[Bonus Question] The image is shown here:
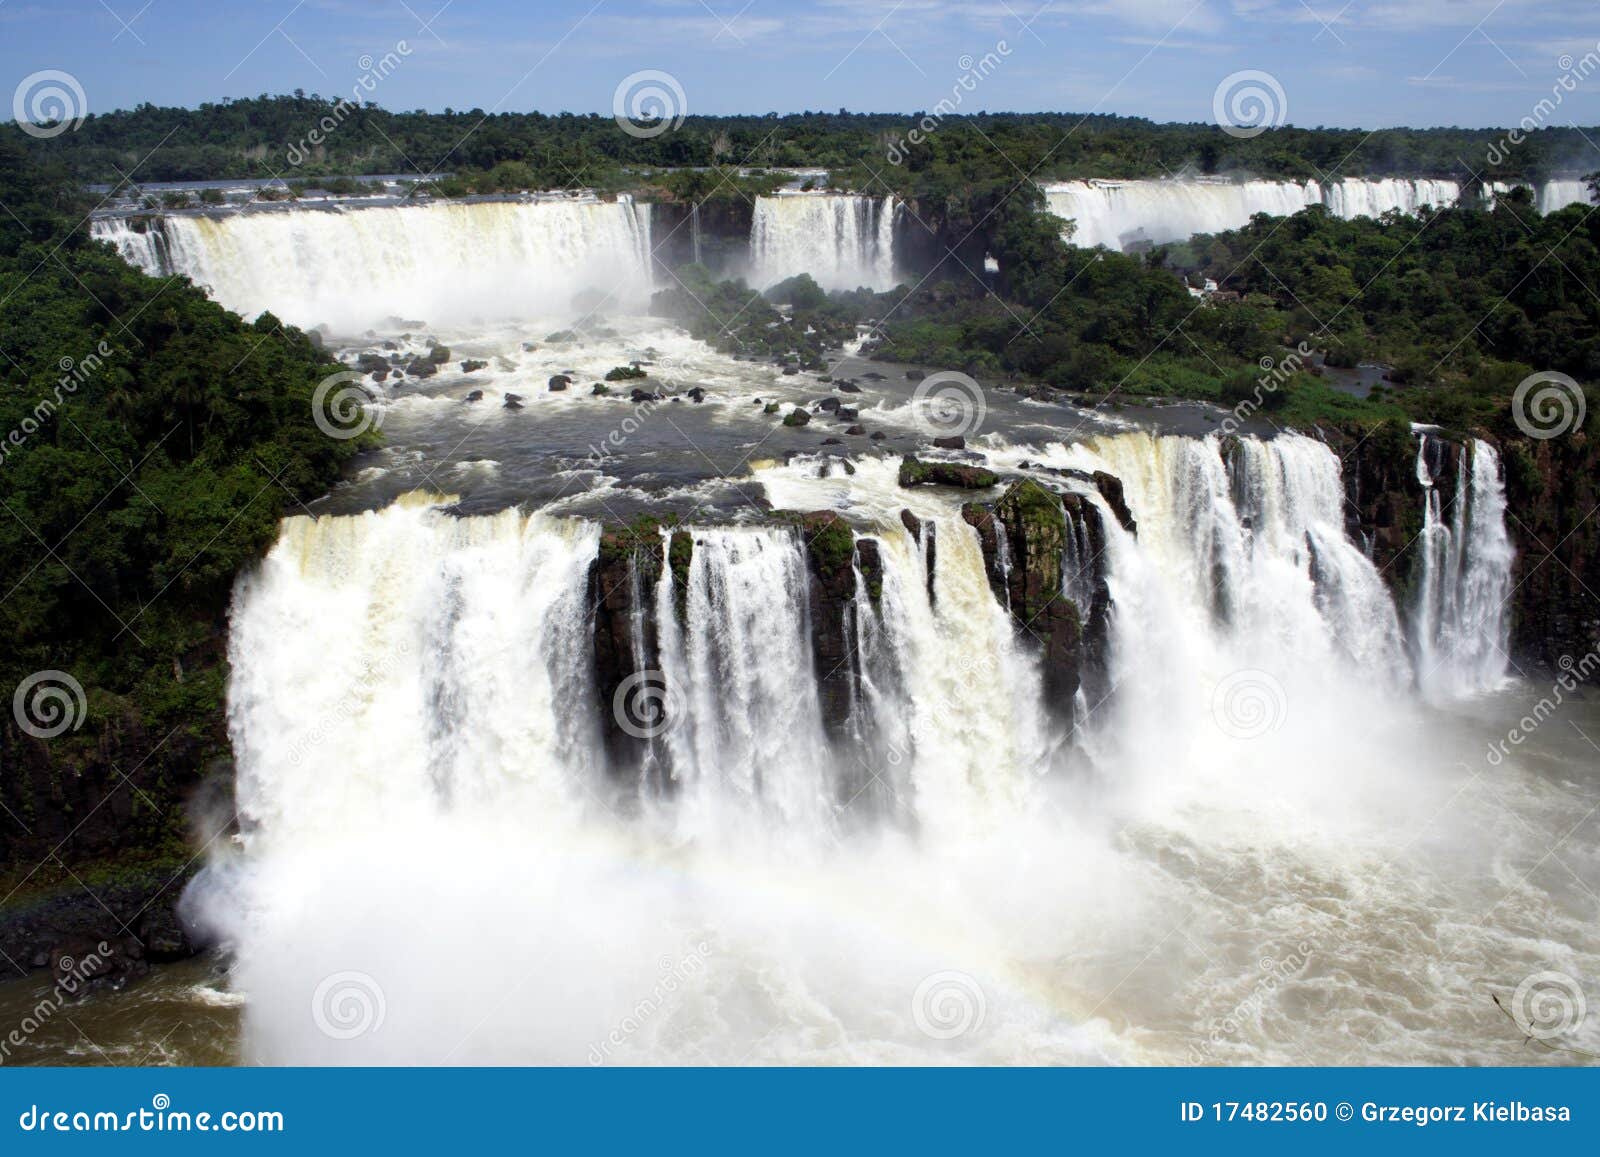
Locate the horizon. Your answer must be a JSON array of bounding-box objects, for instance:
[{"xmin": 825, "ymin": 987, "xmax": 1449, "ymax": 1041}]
[{"xmin": 4, "ymin": 0, "xmax": 1600, "ymax": 137}]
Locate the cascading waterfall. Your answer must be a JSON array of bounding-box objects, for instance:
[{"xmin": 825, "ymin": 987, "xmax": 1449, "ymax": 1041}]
[
  {"xmin": 89, "ymin": 216, "xmax": 169, "ymax": 273},
  {"xmin": 1410, "ymin": 434, "xmax": 1514, "ymax": 698},
  {"xmin": 90, "ymin": 196, "xmax": 655, "ymax": 331},
  {"xmin": 1042, "ymin": 177, "xmax": 1463, "ymax": 250},
  {"xmin": 207, "ymin": 428, "xmax": 1524, "ymax": 1064},
  {"xmin": 749, "ymin": 193, "xmax": 899, "ymax": 292}
]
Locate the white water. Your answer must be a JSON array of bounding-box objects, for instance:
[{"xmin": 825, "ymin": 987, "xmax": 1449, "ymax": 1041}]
[
  {"xmin": 1042, "ymin": 177, "xmax": 1465, "ymax": 249},
  {"xmin": 1411, "ymin": 435, "xmax": 1515, "ymax": 700},
  {"xmin": 91, "ymin": 197, "xmax": 655, "ymax": 332},
  {"xmin": 1536, "ymin": 178, "xmax": 1591, "ymax": 214},
  {"xmin": 749, "ymin": 193, "xmax": 899, "ymax": 292},
  {"xmin": 195, "ymin": 427, "xmax": 1579, "ymax": 1067}
]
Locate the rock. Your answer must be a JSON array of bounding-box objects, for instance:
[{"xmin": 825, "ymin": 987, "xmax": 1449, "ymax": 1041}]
[
  {"xmin": 992, "ymin": 480, "xmax": 1082, "ymax": 707},
  {"xmin": 899, "ymin": 510, "xmax": 937, "ymax": 604},
  {"xmin": 48, "ymin": 934, "xmax": 147, "ymax": 993},
  {"xmin": 898, "ymin": 455, "xmax": 999, "ymax": 489},
  {"xmin": 846, "ymin": 425, "xmax": 865, "ymax": 436},
  {"xmin": 837, "ymin": 381, "xmax": 862, "ymax": 393},
  {"xmin": 427, "ymin": 343, "xmax": 451, "ymax": 364},
  {"xmin": 783, "ymin": 408, "xmax": 811, "ymax": 427},
  {"xmin": 1092, "ymin": 470, "xmax": 1137, "ymax": 534},
  {"xmin": 464, "ymin": 390, "xmax": 484, "ymax": 403},
  {"xmin": 933, "ymin": 435, "xmax": 966, "ymax": 450},
  {"xmin": 816, "ymin": 397, "xmax": 840, "ymax": 412},
  {"xmin": 862, "ymin": 371, "xmax": 887, "ymax": 381},
  {"xmin": 821, "ymin": 438, "xmax": 842, "ymax": 445},
  {"xmin": 630, "ymin": 388, "xmax": 658, "ymax": 404},
  {"xmin": 591, "ymin": 383, "xmax": 611, "ymax": 396},
  {"xmin": 503, "ymin": 393, "xmax": 524, "ymax": 409},
  {"xmin": 687, "ymin": 387, "xmax": 706, "ymax": 403},
  {"xmin": 372, "ymin": 368, "xmax": 389, "ymax": 382},
  {"xmin": 764, "ymin": 402, "xmax": 781, "ymax": 414},
  {"xmin": 404, "ymin": 357, "xmax": 438, "ymax": 378},
  {"xmin": 870, "ymin": 431, "xmax": 887, "ymax": 442},
  {"xmin": 605, "ymin": 365, "xmax": 648, "ymax": 382},
  {"xmin": 355, "ymin": 352, "xmax": 389, "ymax": 375},
  {"xmin": 798, "ymin": 512, "xmax": 864, "ymax": 741},
  {"xmin": 835, "ymin": 406, "xmax": 858, "ymax": 421},
  {"xmin": 460, "ymin": 359, "xmax": 488, "ymax": 374},
  {"xmin": 549, "ymin": 374, "xmax": 573, "ymax": 391},
  {"xmin": 782, "ymin": 366, "xmax": 799, "ymax": 376},
  {"xmin": 906, "ymin": 369, "xmax": 925, "ymax": 381}
]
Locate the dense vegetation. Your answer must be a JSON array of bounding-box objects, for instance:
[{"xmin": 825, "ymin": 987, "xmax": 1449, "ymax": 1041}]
[
  {"xmin": 0, "ymin": 136, "xmax": 364, "ymax": 868},
  {"xmin": 12, "ymin": 94, "xmax": 1597, "ymax": 190}
]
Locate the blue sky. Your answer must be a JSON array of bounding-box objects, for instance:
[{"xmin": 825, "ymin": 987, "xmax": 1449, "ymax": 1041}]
[{"xmin": 3, "ymin": 0, "xmax": 1599, "ymax": 130}]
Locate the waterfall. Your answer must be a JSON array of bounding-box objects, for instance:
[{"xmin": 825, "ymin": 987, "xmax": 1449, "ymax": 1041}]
[
  {"xmin": 90, "ymin": 216, "xmax": 169, "ymax": 272},
  {"xmin": 226, "ymin": 500, "xmax": 605, "ymax": 840},
  {"xmin": 1410, "ymin": 435, "xmax": 1514, "ymax": 698},
  {"xmin": 1536, "ymin": 178, "xmax": 1590, "ymax": 213},
  {"xmin": 90, "ymin": 196, "xmax": 656, "ymax": 331},
  {"xmin": 749, "ymin": 193, "xmax": 899, "ymax": 292},
  {"xmin": 1042, "ymin": 177, "xmax": 1464, "ymax": 250},
  {"xmin": 210, "ymin": 430, "xmax": 1525, "ymax": 1063}
]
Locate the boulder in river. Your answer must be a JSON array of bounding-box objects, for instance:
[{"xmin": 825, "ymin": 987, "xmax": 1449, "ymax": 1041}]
[{"xmin": 897, "ymin": 455, "xmax": 998, "ymax": 490}]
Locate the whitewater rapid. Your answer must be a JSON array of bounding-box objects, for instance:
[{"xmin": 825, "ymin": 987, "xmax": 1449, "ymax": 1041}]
[{"xmin": 188, "ymin": 425, "xmax": 1591, "ymax": 1067}]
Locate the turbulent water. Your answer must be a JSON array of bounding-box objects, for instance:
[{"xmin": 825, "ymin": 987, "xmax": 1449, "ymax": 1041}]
[
  {"xmin": 1041, "ymin": 177, "xmax": 1588, "ymax": 250},
  {"xmin": 748, "ymin": 193, "xmax": 899, "ymax": 292},
  {"xmin": 59, "ymin": 195, "xmax": 1597, "ymax": 1068}
]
